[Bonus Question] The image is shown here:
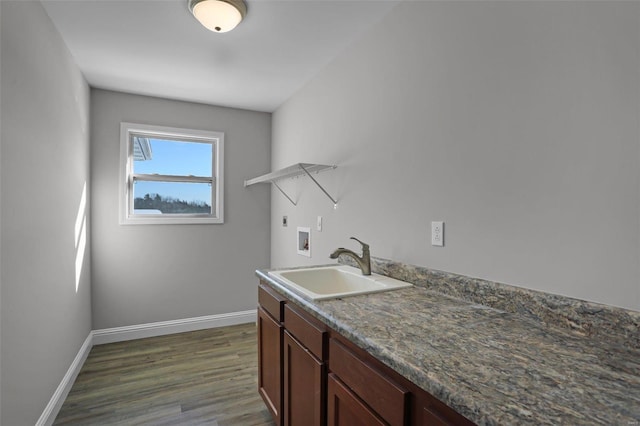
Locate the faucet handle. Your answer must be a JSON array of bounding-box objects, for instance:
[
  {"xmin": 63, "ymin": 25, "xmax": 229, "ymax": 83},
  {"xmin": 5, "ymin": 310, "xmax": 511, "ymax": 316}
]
[{"xmin": 350, "ymin": 237, "xmax": 369, "ymax": 250}]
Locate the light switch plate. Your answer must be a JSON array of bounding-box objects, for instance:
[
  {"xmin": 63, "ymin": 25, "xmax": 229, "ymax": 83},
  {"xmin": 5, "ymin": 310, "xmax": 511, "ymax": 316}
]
[
  {"xmin": 317, "ymin": 216, "xmax": 323, "ymax": 232},
  {"xmin": 431, "ymin": 221, "xmax": 444, "ymax": 246}
]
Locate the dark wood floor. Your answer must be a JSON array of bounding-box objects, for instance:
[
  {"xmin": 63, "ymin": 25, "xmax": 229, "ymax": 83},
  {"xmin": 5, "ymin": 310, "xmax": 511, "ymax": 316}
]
[{"xmin": 54, "ymin": 323, "xmax": 275, "ymax": 425}]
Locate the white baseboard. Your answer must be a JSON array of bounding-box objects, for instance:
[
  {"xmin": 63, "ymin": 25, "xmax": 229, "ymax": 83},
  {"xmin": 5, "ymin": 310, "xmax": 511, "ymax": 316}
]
[
  {"xmin": 92, "ymin": 309, "xmax": 257, "ymax": 345},
  {"xmin": 36, "ymin": 332, "xmax": 93, "ymax": 426},
  {"xmin": 39, "ymin": 310, "xmax": 257, "ymax": 424}
]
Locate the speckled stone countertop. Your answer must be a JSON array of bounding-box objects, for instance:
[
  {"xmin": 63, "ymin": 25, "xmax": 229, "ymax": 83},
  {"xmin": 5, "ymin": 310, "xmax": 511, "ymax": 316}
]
[{"xmin": 257, "ymin": 258, "xmax": 640, "ymax": 426}]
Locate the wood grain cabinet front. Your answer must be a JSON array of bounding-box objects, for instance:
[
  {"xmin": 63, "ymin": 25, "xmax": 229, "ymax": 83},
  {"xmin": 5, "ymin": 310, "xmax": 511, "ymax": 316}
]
[
  {"xmin": 327, "ymin": 373, "xmax": 386, "ymax": 426},
  {"xmin": 417, "ymin": 393, "xmax": 475, "ymax": 426},
  {"xmin": 283, "ymin": 303, "xmax": 327, "ymax": 426},
  {"xmin": 284, "ymin": 330, "xmax": 325, "ymax": 426},
  {"xmin": 257, "ymin": 307, "xmax": 284, "ymax": 426},
  {"xmin": 329, "ymin": 338, "xmax": 408, "ymax": 426},
  {"xmin": 257, "ymin": 284, "xmax": 287, "ymax": 426},
  {"xmin": 259, "ymin": 284, "xmax": 286, "ymax": 321}
]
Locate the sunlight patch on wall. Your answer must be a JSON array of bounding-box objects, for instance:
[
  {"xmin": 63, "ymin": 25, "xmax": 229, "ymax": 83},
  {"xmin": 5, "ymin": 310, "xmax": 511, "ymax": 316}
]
[{"xmin": 75, "ymin": 182, "xmax": 87, "ymax": 292}]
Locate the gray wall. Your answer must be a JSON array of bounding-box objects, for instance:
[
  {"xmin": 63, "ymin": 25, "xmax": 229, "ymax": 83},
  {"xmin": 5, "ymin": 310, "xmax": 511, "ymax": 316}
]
[
  {"xmin": 91, "ymin": 90, "xmax": 271, "ymax": 329},
  {"xmin": 1, "ymin": 3, "xmax": 3, "ymax": 421},
  {"xmin": 272, "ymin": 1, "xmax": 640, "ymax": 311},
  {"xmin": 1, "ymin": 2, "xmax": 92, "ymax": 424}
]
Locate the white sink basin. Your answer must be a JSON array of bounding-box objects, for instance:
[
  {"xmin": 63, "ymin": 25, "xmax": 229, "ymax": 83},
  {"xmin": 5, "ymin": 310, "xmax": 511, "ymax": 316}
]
[{"xmin": 268, "ymin": 265, "xmax": 412, "ymax": 300}]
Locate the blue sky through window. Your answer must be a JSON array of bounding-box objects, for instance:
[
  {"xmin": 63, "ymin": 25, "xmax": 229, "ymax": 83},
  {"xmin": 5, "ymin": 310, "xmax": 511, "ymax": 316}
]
[{"xmin": 134, "ymin": 138, "xmax": 213, "ymax": 204}]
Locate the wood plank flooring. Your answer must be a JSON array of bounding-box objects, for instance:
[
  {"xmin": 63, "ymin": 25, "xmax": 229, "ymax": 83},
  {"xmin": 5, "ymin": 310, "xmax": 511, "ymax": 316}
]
[{"xmin": 54, "ymin": 323, "xmax": 275, "ymax": 426}]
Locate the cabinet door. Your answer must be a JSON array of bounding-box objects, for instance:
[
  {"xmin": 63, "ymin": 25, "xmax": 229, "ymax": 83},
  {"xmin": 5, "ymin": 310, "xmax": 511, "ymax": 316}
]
[
  {"xmin": 330, "ymin": 338, "xmax": 408, "ymax": 426},
  {"xmin": 418, "ymin": 398, "xmax": 475, "ymax": 426},
  {"xmin": 258, "ymin": 307, "xmax": 283, "ymax": 426},
  {"xmin": 327, "ymin": 373, "xmax": 386, "ymax": 426},
  {"xmin": 283, "ymin": 331, "xmax": 325, "ymax": 426},
  {"xmin": 422, "ymin": 406, "xmax": 450, "ymax": 426}
]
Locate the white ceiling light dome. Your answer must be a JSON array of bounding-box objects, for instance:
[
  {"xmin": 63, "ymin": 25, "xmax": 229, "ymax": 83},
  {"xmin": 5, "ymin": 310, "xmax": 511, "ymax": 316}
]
[{"xmin": 189, "ymin": 0, "xmax": 247, "ymax": 33}]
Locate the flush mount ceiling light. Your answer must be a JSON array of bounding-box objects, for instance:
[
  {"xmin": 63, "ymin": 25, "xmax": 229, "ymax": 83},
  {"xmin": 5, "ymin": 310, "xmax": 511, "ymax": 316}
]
[{"xmin": 189, "ymin": 0, "xmax": 247, "ymax": 33}]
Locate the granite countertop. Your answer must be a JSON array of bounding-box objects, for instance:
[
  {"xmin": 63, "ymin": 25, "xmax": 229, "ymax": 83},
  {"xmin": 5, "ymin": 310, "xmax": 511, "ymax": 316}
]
[{"xmin": 257, "ymin": 264, "xmax": 640, "ymax": 426}]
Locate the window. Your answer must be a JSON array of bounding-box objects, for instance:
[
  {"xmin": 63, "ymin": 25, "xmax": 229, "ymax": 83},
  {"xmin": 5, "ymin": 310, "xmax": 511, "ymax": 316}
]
[{"xmin": 119, "ymin": 122, "xmax": 224, "ymax": 225}]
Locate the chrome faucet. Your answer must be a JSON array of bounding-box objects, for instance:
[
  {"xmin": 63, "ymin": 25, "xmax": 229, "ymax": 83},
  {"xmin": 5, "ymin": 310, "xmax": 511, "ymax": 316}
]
[{"xmin": 329, "ymin": 237, "xmax": 371, "ymax": 275}]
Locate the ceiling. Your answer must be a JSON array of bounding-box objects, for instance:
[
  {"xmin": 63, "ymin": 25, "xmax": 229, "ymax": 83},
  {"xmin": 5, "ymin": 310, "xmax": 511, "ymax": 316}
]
[{"xmin": 41, "ymin": 0, "xmax": 399, "ymax": 112}]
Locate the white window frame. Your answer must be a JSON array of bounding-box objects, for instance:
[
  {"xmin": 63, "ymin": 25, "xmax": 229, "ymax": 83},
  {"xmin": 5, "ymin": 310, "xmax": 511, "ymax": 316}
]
[{"xmin": 119, "ymin": 122, "xmax": 224, "ymax": 225}]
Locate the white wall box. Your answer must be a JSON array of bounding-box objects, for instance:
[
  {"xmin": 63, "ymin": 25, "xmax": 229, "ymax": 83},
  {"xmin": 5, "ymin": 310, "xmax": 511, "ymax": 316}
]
[{"xmin": 297, "ymin": 227, "xmax": 311, "ymax": 257}]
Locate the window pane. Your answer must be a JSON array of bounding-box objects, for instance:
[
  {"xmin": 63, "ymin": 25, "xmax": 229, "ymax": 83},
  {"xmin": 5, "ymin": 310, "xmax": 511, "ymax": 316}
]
[
  {"xmin": 133, "ymin": 137, "xmax": 213, "ymax": 177},
  {"xmin": 121, "ymin": 122, "xmax": 224, "ymax": 225},
  {"xmin": 133, "ymin": 181, "xmax": 212, "ymax": 215}
]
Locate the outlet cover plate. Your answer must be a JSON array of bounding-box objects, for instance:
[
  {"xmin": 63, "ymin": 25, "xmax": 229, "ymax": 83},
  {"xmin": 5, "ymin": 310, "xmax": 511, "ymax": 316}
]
[{"xmin": 431, "ymin": 221, "xmax": 444, "ymax": 246}]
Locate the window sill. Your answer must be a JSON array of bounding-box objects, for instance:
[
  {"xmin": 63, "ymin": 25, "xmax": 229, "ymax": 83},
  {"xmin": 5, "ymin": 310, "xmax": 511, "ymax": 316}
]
[{"xmin": 120, "ymin": 215, "xmax": 224, "ymax": 225}]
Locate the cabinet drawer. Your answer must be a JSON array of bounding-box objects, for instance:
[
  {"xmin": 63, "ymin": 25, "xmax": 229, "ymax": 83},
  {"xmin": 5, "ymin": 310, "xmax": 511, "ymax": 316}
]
[
  {"xmin": 284, "ymin": 304, "xmax": 326, "ymax": 360},
  {"xmin": 259, "ymin": 283, "xmax": 287, "ymax": 322},
  {"xmin": 329, "ymin": 338, "xmax": 408, "ymax": 426},
  {"xmin": 327, "ymin": 373, "xmax": 386, "ymax": 426}
]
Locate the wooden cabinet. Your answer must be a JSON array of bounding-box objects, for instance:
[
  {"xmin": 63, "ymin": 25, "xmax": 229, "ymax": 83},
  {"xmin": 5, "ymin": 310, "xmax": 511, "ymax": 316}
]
[
  {"xmin": 257, "ymin": 285, "xmax": 286, "ymax": 426},
  {"xmin": 417, "ymin": 392, "xmax": 474, "ymax": 426},
  {"xmin": 283, "ymin": 304, "xmax": 327, "ymax": 426},
  {"xmin": 327, "ymin": 373, "xmax": 386, "ymax": 426},
  {"xmin": 329, "ymin": 338, "xmax": 408, "ymax": 426},
  {"xmin": 284, "ymin": 331, "xmax": 325, "ymax": 426},
  {"xmin": 257, "ymin": 280, "xmax": 475, "ymax": 426},
  {"xmin": 422, "ymin": 406, "xmax": 451, "ymax": 426},
  {"xmin": 328, "ymin": 335, "xmax": 473, "ymax": 426},
  {"xmin": 258, "ymin": 283, "xmax": 327, "ymax": 426}
]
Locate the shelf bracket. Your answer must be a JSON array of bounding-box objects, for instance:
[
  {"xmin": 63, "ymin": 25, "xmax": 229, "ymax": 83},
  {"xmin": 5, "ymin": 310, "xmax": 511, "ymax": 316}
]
[
  {"xmin": 272, "ymin": 181, "xmax": 297, "ymax": 206},
  {"xmin": 244, "ymin": 163, "xmax": 337, "ymax": 208},
  {"xmin": 299, "ymin": 164, "xmax": 338, "ymax": 208}
]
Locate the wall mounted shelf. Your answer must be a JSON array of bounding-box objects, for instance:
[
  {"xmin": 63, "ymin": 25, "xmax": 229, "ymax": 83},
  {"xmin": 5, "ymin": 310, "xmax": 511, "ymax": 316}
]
[{"xmin": 244, "ymin": 163, "xmax": 337, "ymax": 207}]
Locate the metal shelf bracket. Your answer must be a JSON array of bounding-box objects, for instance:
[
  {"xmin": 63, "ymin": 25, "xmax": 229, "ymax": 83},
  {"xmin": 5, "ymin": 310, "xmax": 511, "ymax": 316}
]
[{"xmin": 244, "ymin": 163, "xmax": 337, "ymax": 208}]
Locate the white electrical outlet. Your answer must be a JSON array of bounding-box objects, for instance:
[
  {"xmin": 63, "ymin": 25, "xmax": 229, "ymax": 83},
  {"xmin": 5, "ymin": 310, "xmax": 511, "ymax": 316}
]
[
  {"xmin": 431, "ymin": 221, "xmax": 444, "ymax": 246},
  {"xmin": 317, "ymin": 216, "xmax": 323, "ymax": 232}
]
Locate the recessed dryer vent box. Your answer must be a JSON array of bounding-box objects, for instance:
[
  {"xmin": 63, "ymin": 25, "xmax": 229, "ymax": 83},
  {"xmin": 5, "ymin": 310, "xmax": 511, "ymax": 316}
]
[{"xmin": 297, "ymin": 227, "xmax": 311, "ymax": 257}]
